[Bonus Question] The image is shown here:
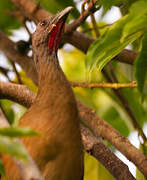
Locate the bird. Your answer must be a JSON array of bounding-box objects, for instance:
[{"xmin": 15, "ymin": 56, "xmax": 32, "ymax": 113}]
[{"xmin": 1, "ymin": 7, "xmax": 84, "ymax": 180}]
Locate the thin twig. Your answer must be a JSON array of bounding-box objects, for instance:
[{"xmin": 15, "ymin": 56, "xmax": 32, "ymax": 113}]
[
  {"xmin": 0, "ymin": 66, "xmax": 12, "ymax": 82},
  {"xmin": 65, "ymin": 0, "xmax": 98, "ymax": 33},
  {"xmin": 89, "ymin": 7, "xmax": 100, "ymax": 38},
  {"xmin": 11, "ymin": 61, "xmax": 22, "ymax": 84},
  {"xmin": 24, "ymin": 21, "xmax": 32, "ymax": 37},
  {"xmin": 90, "ymin": 13, "xmax": 100, "ymax": 37},
  {"xmin": 70, "ymin": 81, "xmax": 137, "ymax": 89}
]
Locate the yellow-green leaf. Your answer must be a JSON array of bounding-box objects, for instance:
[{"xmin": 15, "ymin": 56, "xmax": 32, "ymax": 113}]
[
  {"xmin": 0, "ymin": 127, "xmax": 40, "ymax": 138},
  {"xmin": 0, "ymin": 136, "xmax": 28, "ymax": 161}
]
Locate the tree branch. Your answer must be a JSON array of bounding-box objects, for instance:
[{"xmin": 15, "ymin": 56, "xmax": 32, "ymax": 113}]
[
  {"xmin": 81, "ymin": 126, "xmax": 135, "ymax": 180},
  {"xmin": 0, "ymin": 108, "xmax": 44, "ymax": 180},
  {"xmin": 0, "ymin": 31, "xmax": 37, "ymax": 85},
  {"xmin": 77, "ymin": 100, "xmax": 147, "ymax": 178},
  {"xmin": 65, "ymin": 0, "xmax": 97, "ymax": 33},
  {"xmin": 11, "ymin": 61, "xmax": 22, "ymax": 84},
  {"xmin": 70, "ymin": 81, "xmax": 137, "ymax": 89},
  {"xmin": 90, "ymin": 13, "xmax": 100, "ymax": 37},
  {"xmin": 0, "ymin": 81, "xmax": 146, "ymax": 178},
  {"xmin": 0, "ymin": 81, "xmax": 35, "ymax": 108}
]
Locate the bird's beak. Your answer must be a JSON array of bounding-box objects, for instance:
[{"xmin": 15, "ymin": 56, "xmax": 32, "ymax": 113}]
[
  {"xmin": 48, "ymin": 7, "xmax": 73, "ymax": 53},
  {"xmin": 48, "ymin": 7, "xmax": 73, "ymax": 33},
  {"xmin": 55, "ymin": 6, "xmax": 73, "ymax": 23}
]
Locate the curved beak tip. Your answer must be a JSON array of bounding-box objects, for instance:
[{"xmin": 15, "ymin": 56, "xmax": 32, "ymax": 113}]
[{"xmin": 59, "ymin": 6, "xmax": 73, "ymax": 18}]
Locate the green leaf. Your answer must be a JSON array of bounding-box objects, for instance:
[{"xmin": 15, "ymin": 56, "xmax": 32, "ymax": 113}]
[
  {"xmin": 0, "ymin": 100, "xmax": 15, "ymax": 124},
  {"xmin": 0, "ymin": 127, "xmax": 40, "ymax": 138},
  {"xmin": 121, "ymin": 0, "xmax": 147, "ymax": 42},
  {"xmin": 135, "ymin": 33, "xmax": 147, "ymax": 96},
  {"xmin": 0, "ymin": 136, "xmax": 28, "ymax": 161},
  {"xmin": 0, "ymin": 159, "xmax": 6, "ymax": 179},
  {"xmin": 85, "ymin": 15, "xmax": 142, "ymax": 77},
  {"xmin": 85, "ymin": 0, "xmax": 147, "ymax": 78}
]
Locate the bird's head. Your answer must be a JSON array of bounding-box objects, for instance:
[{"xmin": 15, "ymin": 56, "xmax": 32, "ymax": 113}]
[{"xmin": 32, "ymin": 6, "xmax": 73, "ymax": 58}]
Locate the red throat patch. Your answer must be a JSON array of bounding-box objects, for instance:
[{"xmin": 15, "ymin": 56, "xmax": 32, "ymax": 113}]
[{"xmin": 48, "ymin": 20, "xmax": 64, "ymax": 53}]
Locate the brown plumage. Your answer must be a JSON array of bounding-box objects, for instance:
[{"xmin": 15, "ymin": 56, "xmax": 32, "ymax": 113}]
[{"xmin": 2, "ymin": 7, "xmax": 83, "ymax": 180}]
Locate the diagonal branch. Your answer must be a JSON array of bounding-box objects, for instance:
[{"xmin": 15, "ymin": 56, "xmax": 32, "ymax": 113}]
[
  {"xmin": 81, "ymin": 126, "xmax": 135, "ymax": 180},
  {"xmin": 0, "ymin": 81, "xmax": 146, "ymax": 178},
  {"xmin": 0, "ymin": 81, "xmax": 35, "ymax": 108},
  {"xmin": 77, "ymin": 100, "xmax": 147, "ymax": 178},
  {"xmin": 11, "ymin": 61, "xmax": 22, "ymax": 84}
]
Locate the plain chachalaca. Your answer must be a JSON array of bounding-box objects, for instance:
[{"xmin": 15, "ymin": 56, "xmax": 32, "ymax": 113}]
[{"xmin": 1, "ymin": 7, "xmax": 84, "ymax": 180}]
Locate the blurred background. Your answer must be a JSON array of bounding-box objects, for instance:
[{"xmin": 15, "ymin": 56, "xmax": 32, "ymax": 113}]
[{"xmin": 0, "ymin": 0, "xmax": 147, "ymax": 179}]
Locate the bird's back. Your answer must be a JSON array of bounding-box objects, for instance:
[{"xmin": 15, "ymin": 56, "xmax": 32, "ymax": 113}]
[{"xmin": 2, "ymin": 65, "xmax": 83, "ymax": 180}]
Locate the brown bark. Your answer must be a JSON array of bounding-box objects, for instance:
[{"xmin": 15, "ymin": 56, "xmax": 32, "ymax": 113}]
[
  {"xmin": 77, "ymin": 100, "xmax": 147, "ymax": 178},
  {"xmin": 81, "ymin": 126, "xmax": 136, "ymax": 180}
]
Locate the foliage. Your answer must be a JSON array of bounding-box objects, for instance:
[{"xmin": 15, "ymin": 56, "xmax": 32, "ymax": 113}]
[
  {"xmin": 0, "ymin": 127, "xmax": 40, "ymax": 137},
  {"xmin": 0, "ymin": 136, "xmax": 28, "ymax": 161},
  {"xmin": 85, "ymin": 0, "xmax": 147, "ymax": 76},
  {"xmin": 135, "ymin": 33, "xmax": 147, "ymax": 97},
  {"xmin": 0, "ymin": 0, "xmax": 21, "ymax": 34}
]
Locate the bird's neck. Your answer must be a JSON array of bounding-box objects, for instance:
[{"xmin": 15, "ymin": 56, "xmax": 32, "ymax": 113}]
[
  {"xmin": 34, "ymin": 48, "xmax": 69, "ymax": 104},
  {"xmin": 38, "ymin": 52, "xmax": 60, "ymax": 87}
]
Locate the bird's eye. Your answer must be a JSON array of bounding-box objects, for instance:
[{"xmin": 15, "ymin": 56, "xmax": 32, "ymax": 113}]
[{"xmin": 40, "ymin": 20, "xmax": 46, "ymax": 26}]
